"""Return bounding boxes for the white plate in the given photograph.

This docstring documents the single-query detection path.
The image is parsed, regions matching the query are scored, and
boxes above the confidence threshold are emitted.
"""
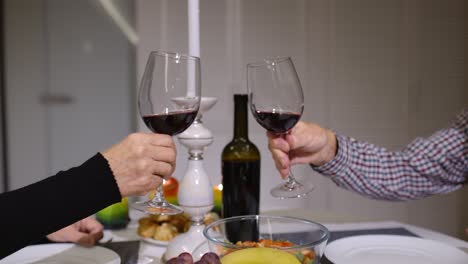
[1,243,121,264]
[324,235,468,264]
[139,236,169,246]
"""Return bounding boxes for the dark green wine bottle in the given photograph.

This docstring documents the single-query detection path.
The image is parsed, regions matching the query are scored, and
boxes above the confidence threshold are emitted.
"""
[222,94,260,242]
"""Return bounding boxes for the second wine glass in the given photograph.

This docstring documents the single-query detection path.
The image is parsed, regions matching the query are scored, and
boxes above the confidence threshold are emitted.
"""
[247,57,314,199]
[134,50,201,215]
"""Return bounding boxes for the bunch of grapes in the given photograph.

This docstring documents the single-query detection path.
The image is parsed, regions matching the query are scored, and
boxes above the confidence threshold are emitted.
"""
[166,252,221,264]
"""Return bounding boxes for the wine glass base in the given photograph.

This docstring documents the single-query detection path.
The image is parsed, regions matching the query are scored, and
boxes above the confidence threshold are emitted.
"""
[132,200,183,215]
[270,181,314,199]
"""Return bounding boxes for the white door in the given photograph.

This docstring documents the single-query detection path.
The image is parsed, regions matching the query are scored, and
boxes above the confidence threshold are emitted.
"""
[5,0,135,190]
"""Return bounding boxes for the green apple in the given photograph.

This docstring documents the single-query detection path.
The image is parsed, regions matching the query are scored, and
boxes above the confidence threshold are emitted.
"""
[221,248,301,264]
[96,198,129,229]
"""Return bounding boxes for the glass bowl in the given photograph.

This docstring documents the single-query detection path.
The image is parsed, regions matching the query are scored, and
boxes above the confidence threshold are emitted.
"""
[203,215,329,264]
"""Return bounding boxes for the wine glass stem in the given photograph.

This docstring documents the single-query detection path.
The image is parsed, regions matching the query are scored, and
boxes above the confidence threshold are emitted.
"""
[285,171,299,190]
[282,133,299,189]
[151,185,165,203]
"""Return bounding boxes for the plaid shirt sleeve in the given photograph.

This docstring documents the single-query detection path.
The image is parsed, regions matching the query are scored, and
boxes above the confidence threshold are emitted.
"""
[313,109,468,201]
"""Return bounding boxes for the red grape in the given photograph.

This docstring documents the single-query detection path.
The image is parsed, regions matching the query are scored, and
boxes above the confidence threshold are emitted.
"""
[166,252,221,264]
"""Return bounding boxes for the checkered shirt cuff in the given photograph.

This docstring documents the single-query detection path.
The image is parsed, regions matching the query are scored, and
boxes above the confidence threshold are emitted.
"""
[312,134,349,178]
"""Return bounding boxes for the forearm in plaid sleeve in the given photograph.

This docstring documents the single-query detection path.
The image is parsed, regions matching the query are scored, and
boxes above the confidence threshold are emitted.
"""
[313,110,467,201]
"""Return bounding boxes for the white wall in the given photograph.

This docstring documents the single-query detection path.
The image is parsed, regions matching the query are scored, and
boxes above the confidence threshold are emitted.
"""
[136,0,467,238]
[404,0,467,238]
[5,0,134,189]
[5,0,49,189]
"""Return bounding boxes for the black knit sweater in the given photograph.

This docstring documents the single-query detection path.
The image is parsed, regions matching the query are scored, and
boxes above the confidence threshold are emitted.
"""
[0,153,121,259]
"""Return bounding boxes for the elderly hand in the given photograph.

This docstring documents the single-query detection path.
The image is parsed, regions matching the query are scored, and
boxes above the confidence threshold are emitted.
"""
[47,217,103,247]
[267,121,337,179]
[102,133,176,197]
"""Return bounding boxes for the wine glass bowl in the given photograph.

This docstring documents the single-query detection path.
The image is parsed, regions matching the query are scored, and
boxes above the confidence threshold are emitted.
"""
[134,50,201,215]
[247,57,314,199]
[138,51,201,136]
[247,57,304,129]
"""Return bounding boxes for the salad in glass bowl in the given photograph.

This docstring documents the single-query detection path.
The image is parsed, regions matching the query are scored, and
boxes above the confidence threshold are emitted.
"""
[201,215,330,264]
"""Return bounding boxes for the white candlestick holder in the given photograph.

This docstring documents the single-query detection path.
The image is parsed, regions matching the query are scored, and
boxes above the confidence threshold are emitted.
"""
[164,97,217,260]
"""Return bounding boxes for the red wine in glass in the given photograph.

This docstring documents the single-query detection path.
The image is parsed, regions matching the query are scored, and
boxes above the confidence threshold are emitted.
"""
[143,110,198,136]
[252,111,301,134]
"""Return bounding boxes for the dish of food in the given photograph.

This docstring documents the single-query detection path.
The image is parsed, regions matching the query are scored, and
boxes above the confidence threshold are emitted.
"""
[324,235,468,264]
[221,247,301,264]
[203,215,329,264]
[137,213,189,245]
[140,235,170,246]
[137,212,219,244]
[210,239,314,264]
[234,240,315,263]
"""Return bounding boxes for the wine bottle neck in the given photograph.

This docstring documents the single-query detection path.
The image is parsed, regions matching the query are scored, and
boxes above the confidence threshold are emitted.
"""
[233,94,248,139]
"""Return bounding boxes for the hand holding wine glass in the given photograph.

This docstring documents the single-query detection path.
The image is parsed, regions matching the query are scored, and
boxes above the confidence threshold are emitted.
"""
[102,132,176,196]
[134,50,201,215]
[247,57,314,198]
[266,121,338,177]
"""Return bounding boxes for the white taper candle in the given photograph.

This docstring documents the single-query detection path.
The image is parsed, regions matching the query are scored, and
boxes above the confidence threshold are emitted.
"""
[187,0,200,97]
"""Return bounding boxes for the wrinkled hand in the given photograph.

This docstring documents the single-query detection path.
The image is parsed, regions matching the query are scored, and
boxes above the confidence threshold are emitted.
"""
[47,217,103,247]
[267,121,337,179]
[102,133,176,197]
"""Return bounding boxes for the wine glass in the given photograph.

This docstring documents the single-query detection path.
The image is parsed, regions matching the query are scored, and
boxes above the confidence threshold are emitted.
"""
[134,50,201,215]
[247,56,314,199]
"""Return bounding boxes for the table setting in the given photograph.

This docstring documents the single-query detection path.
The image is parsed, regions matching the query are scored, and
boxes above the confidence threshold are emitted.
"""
[125,218,468,264]
[3,212,468,264]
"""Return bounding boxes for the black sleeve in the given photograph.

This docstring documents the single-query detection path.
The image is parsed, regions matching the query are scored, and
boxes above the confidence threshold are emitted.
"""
[0,153,122,259]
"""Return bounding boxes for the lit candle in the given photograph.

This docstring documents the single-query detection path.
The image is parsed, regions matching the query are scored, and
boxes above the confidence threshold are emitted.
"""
[187,0,200,97]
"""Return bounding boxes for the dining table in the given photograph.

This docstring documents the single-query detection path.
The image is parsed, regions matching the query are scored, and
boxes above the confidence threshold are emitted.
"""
[3,208,468,264]
[99,208,468,264]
